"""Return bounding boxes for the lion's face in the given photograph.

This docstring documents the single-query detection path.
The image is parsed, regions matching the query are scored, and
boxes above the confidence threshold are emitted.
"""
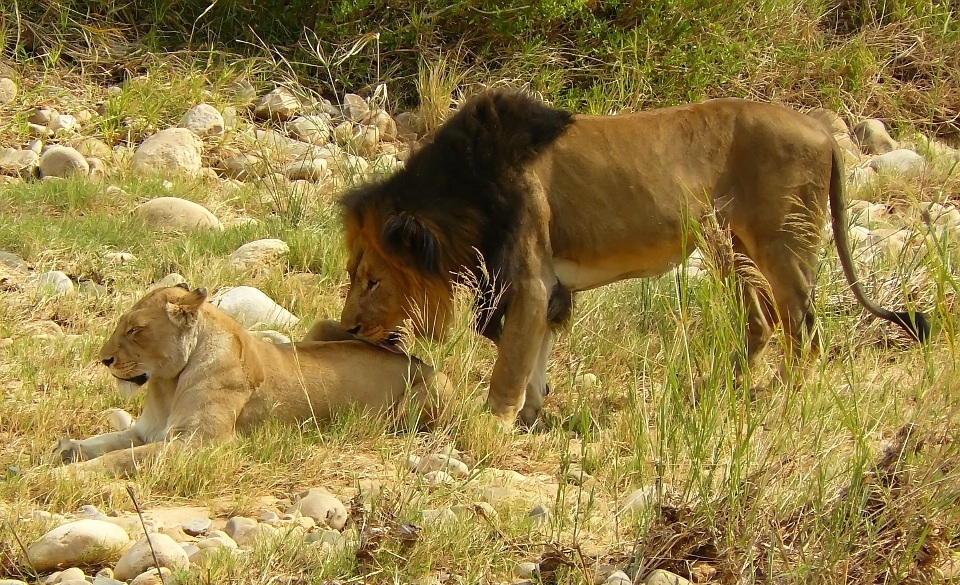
[98,285,208,397]
[340,220,452,352]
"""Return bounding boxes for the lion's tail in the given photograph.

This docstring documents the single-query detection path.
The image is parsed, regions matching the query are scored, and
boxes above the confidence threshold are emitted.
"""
[828,140,930,342]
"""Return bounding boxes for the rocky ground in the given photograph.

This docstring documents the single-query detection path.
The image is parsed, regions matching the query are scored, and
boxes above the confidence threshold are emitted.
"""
[1,70,959,585]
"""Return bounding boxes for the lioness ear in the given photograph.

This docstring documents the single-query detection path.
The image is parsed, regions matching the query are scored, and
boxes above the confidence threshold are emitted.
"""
[382,212,441,274]
[175,282,190,290]
[166,287,207,327]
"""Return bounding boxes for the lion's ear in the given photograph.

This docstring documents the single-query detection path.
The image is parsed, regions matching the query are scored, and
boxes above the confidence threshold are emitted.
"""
[381,212,441,274]
[166,288,208,327]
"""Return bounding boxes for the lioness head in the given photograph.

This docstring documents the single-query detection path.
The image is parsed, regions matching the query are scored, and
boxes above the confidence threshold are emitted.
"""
[99,284,208,397]
[339,205,453,352]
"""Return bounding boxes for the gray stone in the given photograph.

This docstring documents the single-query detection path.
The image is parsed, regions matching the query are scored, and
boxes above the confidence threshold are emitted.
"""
[605,571,631,585]
[113,533,188,581]
[0,251,28,272]
[73,137,112,159]
[92,577,124,585]
[128,567,172,585]
[363,110,398,142]
[515,562,539,579]
[853,119,898,155]
[0,78,17,104]
[342,93,369,121]
[255,87,301,121]
[131,128,203,176]
[135,197,222,231]
[29,123,53,137]
[807,107,848,135]
[288,487,347,529]
[868,149,925,177]
[287,115,331,145]
[49,114,78,133]
[181,516,212,536]
[407,453,470,478]
[528,504,549,525]
[56,568,87,582]
[39,146,89,178]
[28,139,43,154]
[155,273,187,288]
[29,107,58,126]
[220,153,266,180]
[211,286,299,328]
[0,148,38,177]
[394,111,425,138]
[104,251,135,264]
[224,516,257,542]
[30,271,75,296]
[180,103,224,137]
[27,519,130,572]
[86,157,106,180]
[621,486,657,513]
[283,157,329,181]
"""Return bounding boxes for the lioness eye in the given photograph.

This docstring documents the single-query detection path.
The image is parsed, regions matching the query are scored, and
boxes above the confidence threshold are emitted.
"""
[126,327,140,336]
[367,279,379,291]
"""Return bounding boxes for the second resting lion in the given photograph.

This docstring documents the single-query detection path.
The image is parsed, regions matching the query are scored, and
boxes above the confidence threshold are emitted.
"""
[53,284,450,476]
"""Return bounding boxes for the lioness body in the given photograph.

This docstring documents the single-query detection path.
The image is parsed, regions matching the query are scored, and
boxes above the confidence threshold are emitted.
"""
[56,286,447,475]
[339,92,927,428]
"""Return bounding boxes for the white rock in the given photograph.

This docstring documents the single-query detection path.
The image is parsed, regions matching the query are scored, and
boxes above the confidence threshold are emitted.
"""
[180,103,224,137]
[131,128,203,176]
[155,273,187,288]
[27,519,131,572]
[255,87,301,121]
[574,372,598,389]
[515,562,539,579]
[113,533,188,581]
[73,137,112,159]
[287,115,331,145]
[0,78,16,104]
[605,571,632,585]
[422,470,454,486]
[28,139,43,154]
[283,157,329,182]
[354,125,380,156]
[49,114,78,133]
[181,516,212,536]
[0,250,28,272]
[30,271,75,296]
[853,119,898,155]
[220,153,266,180]
[528,504,549,525]
[342,93,369,121]
[420,508,457,525]
[0,148,38,177]
[105,409,134,431]
[211,286,298,328]
[29,123,53,137]
[135,197,222,231]
[645,569,692,585]
[29,107,57,126]
[867,228,911,257]
[807,107,848,135]
[55,567,87,583]
[847,200,887,226]
[227,239,289,272]
[86,157,106,180]
[129,567,172,585]
[333,121,354,145]
[104,251,136,264]
[868,149,925,177]
[621,486,657,513]
[39,146,89,178]
[287,488,348,530]
[249,329,291,344]
[847,166,877,192]
[224,516,257,543]
[407,453,470,478]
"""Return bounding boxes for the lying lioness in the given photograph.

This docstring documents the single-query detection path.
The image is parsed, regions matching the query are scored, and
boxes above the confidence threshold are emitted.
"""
[52,284,449,476]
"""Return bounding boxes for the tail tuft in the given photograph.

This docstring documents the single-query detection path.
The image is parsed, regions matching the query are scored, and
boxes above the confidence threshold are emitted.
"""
[889,310,931,343]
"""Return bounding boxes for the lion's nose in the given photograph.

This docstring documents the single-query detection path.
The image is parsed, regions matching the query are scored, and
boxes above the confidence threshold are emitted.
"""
[347,325,361,335]
[101,357,114,367]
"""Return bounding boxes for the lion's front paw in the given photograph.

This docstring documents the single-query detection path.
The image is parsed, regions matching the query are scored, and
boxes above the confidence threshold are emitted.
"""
[52,438,84,464]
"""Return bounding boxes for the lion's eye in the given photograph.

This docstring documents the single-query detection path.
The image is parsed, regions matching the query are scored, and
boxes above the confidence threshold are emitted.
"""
[367,279,380,292]
[126,326,141,336]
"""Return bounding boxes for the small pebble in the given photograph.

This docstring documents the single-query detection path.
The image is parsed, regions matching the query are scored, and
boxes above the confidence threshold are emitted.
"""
[515,562,539,579]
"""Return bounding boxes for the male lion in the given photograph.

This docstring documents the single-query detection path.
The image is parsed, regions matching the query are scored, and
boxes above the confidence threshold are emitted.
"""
[338,90,929,428]
[52,284,449,476]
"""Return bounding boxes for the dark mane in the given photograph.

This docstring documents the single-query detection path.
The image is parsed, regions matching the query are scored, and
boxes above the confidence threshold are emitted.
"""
[339,89,574,340]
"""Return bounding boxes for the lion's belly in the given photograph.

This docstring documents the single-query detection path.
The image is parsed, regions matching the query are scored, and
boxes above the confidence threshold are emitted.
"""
[553,254,683,291]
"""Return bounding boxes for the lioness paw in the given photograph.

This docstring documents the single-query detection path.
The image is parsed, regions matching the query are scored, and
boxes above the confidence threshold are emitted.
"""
[52,438,84,464]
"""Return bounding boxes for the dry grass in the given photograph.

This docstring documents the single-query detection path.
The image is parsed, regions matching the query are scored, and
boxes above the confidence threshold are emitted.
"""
[0,58,958,584]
